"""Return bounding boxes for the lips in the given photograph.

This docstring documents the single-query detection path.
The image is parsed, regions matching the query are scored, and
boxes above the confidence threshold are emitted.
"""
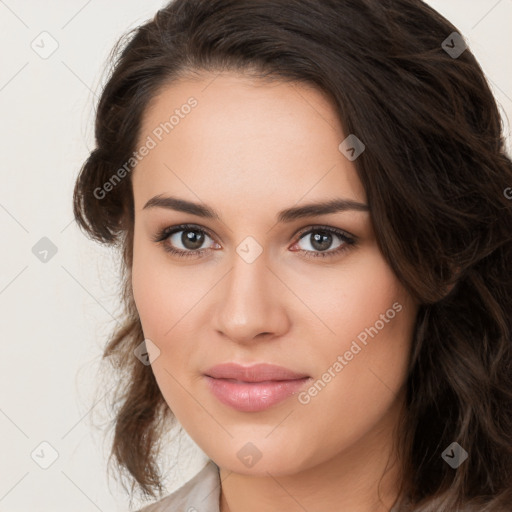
[204,363,311,412]
[205,362,309,382]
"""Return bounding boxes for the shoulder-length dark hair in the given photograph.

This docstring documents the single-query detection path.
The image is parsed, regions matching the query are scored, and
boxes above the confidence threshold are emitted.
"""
[73,0,512,510]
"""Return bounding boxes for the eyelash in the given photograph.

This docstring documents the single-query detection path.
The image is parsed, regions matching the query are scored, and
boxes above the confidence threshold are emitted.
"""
[152,223,356,260]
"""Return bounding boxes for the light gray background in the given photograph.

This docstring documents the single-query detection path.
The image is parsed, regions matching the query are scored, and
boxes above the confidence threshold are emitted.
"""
[0,1,511,511]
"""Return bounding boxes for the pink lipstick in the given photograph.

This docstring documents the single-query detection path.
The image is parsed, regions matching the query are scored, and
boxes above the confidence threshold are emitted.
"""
[204,363,311,412]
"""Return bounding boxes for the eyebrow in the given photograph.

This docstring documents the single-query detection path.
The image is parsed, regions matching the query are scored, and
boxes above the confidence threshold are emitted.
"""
[143,194,369,222]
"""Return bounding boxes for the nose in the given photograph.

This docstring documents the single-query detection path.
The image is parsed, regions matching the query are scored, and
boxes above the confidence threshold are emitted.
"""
[212,250,291,345]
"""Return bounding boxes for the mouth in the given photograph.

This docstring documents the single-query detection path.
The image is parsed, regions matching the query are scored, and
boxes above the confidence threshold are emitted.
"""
[204,362,310,382]
[203,363,311,412]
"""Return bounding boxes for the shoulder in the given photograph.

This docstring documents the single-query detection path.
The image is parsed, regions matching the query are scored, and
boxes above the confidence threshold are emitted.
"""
[136,460,221,512]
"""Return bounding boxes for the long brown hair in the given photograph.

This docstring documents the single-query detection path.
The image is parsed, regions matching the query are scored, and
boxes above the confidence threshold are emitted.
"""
[73,1,512,510]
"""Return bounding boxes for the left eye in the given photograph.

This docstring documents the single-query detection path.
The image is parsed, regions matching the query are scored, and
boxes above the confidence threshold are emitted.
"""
[295,229,346,253]
[288,227,355,259]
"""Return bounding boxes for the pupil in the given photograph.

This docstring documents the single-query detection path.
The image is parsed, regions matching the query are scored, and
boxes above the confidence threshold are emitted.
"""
[183,230,204,250]
[311,232,332,251]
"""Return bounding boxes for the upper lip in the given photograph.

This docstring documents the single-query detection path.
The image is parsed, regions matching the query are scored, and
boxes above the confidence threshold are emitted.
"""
[204,363,309,382]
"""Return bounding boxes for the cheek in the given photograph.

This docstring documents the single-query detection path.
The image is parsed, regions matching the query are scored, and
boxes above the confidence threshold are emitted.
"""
[307,247,416,407]
[131,236,209,381]
[292,253,415,457]
[131,233,176,340]
[131,230,187,335]
[131,248,195,413]
[317,247,407,340]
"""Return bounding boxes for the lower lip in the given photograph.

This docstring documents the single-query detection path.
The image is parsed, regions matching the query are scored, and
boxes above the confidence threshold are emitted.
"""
[204,376,311,412]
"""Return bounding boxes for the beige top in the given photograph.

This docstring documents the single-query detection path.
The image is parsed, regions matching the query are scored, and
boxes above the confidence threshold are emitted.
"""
[137,461,221,512]
[136,460,404,512]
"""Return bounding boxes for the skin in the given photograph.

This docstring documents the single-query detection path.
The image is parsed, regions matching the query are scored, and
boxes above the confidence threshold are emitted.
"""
[130,71,419,512]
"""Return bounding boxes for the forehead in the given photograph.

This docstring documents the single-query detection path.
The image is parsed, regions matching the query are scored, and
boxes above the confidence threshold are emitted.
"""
[132,72,366,215]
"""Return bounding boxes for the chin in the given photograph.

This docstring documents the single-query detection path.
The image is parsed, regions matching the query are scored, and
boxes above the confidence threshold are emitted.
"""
[211,438,318,477]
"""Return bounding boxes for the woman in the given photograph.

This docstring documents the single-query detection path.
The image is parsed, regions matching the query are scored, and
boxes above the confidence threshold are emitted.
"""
[72,0,512,510]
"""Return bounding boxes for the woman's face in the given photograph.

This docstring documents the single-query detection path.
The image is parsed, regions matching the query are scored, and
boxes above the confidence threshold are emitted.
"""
[131,71,418,476]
